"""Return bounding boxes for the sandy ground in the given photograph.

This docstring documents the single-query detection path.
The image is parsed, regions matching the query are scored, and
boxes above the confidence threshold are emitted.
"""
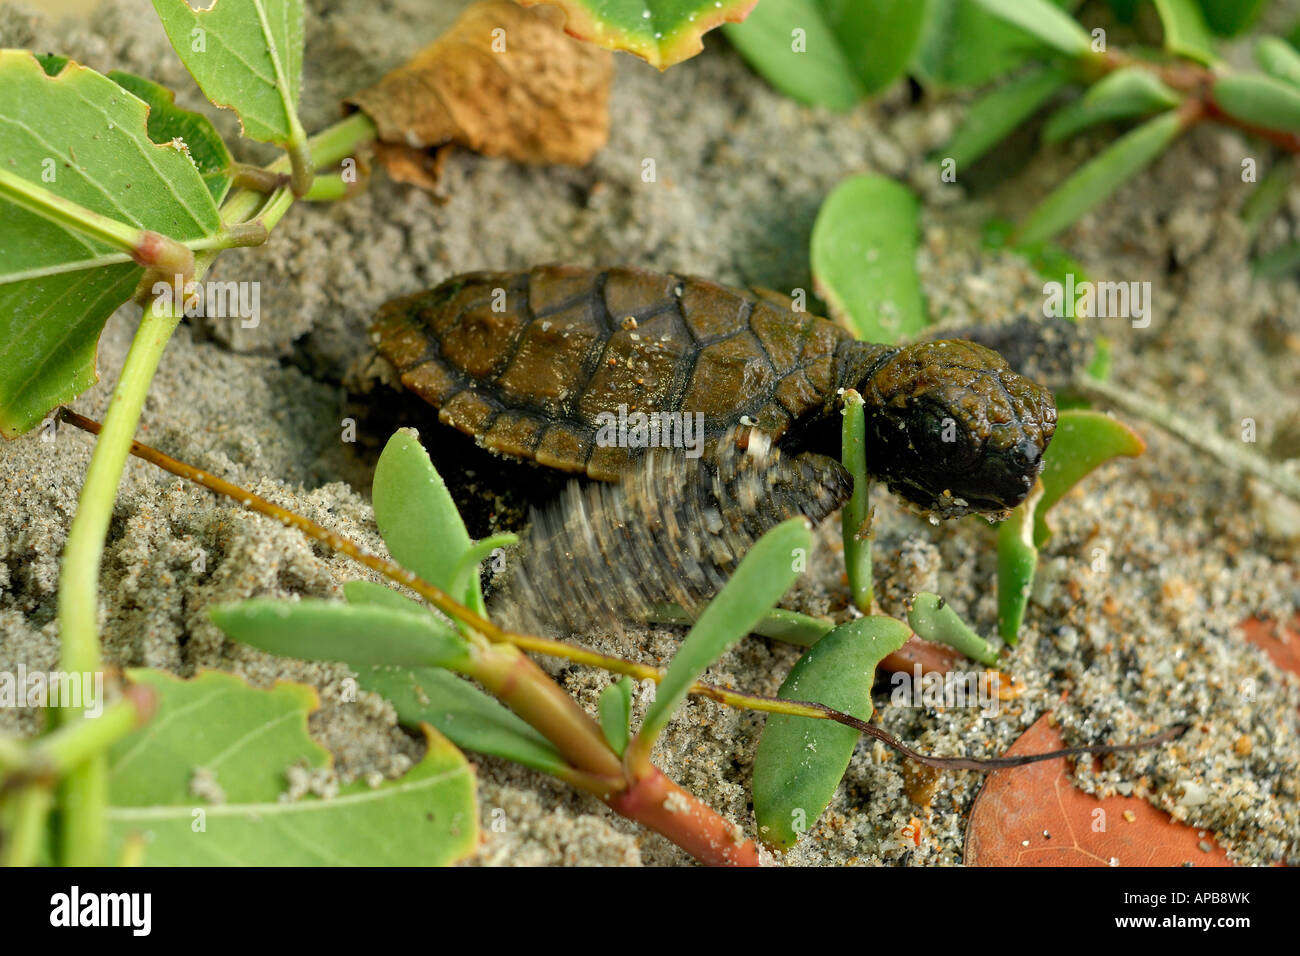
[1,0,1297,866]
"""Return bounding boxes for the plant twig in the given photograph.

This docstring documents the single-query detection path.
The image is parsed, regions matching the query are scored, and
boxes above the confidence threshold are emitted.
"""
[57,409,1187,773]
[1076,375,1300,503]
[1100,50,1300,154]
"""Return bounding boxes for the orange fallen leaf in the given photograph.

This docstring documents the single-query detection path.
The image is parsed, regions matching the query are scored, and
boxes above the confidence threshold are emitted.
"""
[1240,615,1300,680]
[346,0,612,178]
[880,634,963,676]
[964,713,1233,867]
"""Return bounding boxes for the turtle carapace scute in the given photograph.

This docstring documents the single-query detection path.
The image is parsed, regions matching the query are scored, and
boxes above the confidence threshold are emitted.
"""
[371,264,1057,518]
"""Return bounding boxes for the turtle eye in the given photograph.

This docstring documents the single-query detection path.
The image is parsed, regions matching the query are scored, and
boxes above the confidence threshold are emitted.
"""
[907,402,978,471]
[1006,436,1043,475]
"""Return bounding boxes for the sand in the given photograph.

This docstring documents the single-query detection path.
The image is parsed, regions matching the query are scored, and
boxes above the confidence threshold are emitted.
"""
[0,0,1296,866]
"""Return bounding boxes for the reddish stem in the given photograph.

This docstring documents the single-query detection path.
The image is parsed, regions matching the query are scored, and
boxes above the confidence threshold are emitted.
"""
[1202,94,1300,153]
[606,766,760,866]
[1100,50,1300,155]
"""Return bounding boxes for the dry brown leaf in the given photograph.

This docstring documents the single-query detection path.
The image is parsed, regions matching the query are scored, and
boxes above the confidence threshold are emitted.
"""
[346,0,612,177]
[964,712,1234,867]
[372,142,455,195]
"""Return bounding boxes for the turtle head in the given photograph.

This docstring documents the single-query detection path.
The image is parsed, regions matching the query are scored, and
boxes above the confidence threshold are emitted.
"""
[856,340,1057,519]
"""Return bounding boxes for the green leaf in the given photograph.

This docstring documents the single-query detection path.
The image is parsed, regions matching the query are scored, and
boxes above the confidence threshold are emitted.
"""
[342,578,427,613]
[210,598,471,669]
[638,518,811,745]
[751,608,836,646]
[1033,408,1145,546]
[906,593,999,665]
[811,174,927,343]
[450,533,516,618]
[0,51,221,437]
[1106,0,1140,24]
[372,429,472,594]
[598,677,634,756]
[150,0,305,146]
[840,391,873,611]
[529,0,757,69]
[943,65,1070,170]
[1252,238,1300,278]
[982,217,1090,291]
[648,604,834,646]
[1042,67,1182,144]
[107,71,234,204]
[1255,37,1300,89]
[997,411,1145,641]
[913,0,1076,88]
[995,482,1042,643]
[724,0,930,109]
[1212,73,1300,133]
[751,616,909,850]
[1198,0,1267,37]
[356,665,571,778]
[1085,335,1112,381]
[1153,0,1217,64]
[969,0,1094,58]
[108,669,477,865]
[1017,109,1184,245]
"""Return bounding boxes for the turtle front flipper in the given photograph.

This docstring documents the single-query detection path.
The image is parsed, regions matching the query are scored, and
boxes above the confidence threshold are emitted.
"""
[493,426,850,637]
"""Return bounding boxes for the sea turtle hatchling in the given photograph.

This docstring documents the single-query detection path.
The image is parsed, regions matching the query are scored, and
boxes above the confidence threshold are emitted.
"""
[370,264,1058,520]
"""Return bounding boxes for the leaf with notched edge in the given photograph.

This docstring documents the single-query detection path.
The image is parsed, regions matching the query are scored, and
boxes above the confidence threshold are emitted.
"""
[150,0,305,146]
[520,0,757,70]
[0,51,221,438]
[965,712,1233,867]
[107,71,234,204]
[346,0,612,177]
[107,669,478,866]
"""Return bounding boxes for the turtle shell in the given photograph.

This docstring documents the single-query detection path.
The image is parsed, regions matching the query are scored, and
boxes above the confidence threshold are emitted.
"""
[371,264,861,481]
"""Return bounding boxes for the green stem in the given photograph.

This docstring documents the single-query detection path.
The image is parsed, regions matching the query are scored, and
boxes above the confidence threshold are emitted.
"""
[0,168,151,255]
[0,169,195,278]
[307,111,377,169]
[117,833,147,867]
[45,102,379,870]
[1077,375,1300,503]
[230,162,289,194]
[0,732,25,772]
[302,172,354,202]
[55,296,180,866]
[841,390,874,612]
[2,786,53,867]
[462,644,623,781]
[36,691,152,778]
